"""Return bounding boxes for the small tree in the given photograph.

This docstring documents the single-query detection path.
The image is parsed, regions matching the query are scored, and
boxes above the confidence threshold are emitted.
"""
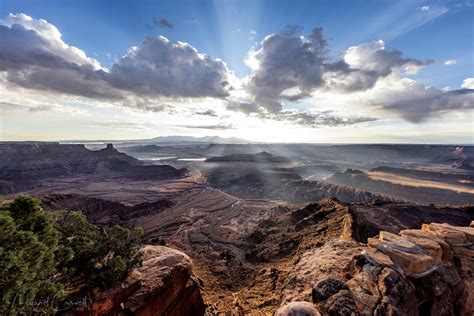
[0,196,143,313]
[0,196,64,314]
[55,211,143,290]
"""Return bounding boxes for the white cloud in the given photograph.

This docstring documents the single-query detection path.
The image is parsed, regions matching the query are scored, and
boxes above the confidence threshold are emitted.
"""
[244,27,432,115]
[444,59,457,65]
[0,13,235,104]
[1,13,472,129]
[365,76,474,122]
[461,78,474,89]
[107,36,233,98]
[1,13,102,69]
[420,6,430,11]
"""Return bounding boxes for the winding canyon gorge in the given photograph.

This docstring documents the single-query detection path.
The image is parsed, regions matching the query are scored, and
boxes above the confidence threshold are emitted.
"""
[1,141,473,315]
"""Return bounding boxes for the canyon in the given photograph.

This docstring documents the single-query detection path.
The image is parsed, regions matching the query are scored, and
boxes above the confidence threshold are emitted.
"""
[1,142,473,315]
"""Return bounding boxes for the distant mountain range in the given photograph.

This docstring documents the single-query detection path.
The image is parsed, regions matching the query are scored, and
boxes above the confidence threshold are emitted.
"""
[148,135,252,144]
[62,135,253,145]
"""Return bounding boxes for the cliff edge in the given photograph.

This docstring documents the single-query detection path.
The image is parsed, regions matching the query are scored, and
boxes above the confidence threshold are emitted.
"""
[277,221,474,316]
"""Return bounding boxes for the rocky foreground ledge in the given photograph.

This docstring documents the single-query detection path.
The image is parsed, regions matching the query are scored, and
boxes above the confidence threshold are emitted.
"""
[60,245,205,316]
[60,221,473,316]
[277,222,474,316]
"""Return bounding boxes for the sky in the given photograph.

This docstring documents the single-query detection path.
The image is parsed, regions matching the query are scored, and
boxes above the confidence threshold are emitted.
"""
[0,0,473,143]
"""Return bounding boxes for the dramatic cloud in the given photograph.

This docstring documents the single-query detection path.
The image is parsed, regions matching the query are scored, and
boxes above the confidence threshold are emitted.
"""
[367,78,474,122]
[1,13,471,128]
[107,36,232,98]
[153,17,173,29]
[224,99,377,127]
[444,59,457,65]
[0,13,101,69]
[245,27,431,113]
[245,27,327,113]
[0,13,117,99]
[0,13,233,104]
[242,26,471,123]
[461,78,474,89]
[325,40,432,93]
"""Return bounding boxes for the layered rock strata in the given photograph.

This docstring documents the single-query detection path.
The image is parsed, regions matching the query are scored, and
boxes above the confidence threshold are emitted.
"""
[279,222,474,315]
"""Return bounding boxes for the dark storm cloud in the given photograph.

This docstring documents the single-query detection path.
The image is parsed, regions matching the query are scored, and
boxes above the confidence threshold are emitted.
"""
[154,17,174,29]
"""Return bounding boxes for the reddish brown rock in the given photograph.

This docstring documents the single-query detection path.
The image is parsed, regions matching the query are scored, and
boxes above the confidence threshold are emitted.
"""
[281,240,365,304]
[62,245,205,316]
[423,223,469,245]
[368,232,438,276]
[400,229,453,261]
[275,301,320,316]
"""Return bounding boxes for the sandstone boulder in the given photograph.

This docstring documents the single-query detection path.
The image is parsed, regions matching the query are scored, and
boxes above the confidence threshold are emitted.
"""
[423,223,470,245]
[275,301,320,316]
[368,231,439,276]
[62,245,205,316]
[400,229,453,261]
[293,222,473,316]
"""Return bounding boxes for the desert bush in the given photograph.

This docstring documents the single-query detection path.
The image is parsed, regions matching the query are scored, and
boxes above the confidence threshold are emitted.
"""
[0,196,143,314]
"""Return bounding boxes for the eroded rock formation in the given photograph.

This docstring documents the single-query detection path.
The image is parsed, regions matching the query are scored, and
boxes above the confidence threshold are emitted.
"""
[279,222,474,316]
[60,245,205,316]
[44,195,472,314]
[0,143,187,194]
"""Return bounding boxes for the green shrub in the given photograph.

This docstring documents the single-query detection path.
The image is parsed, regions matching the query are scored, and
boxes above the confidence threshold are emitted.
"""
[0,196,63,314]
[56,211,143,289]
[0,196,143,314]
